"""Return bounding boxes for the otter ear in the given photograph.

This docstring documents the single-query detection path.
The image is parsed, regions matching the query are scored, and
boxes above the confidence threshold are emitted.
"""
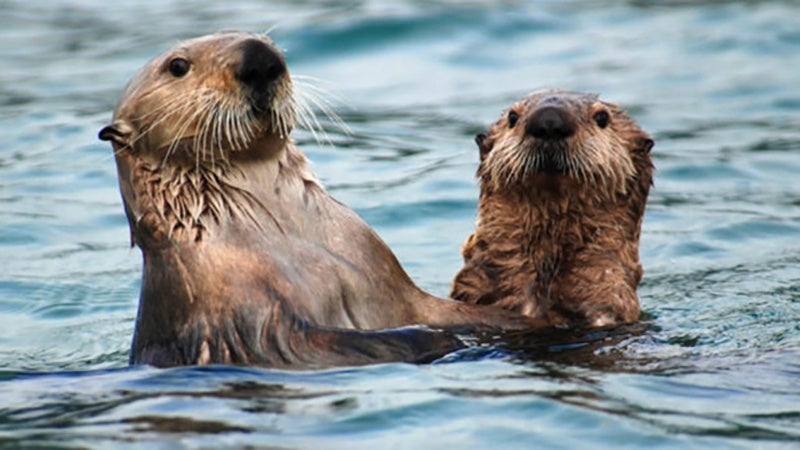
[475,133,493,162]
[98,120,134,148]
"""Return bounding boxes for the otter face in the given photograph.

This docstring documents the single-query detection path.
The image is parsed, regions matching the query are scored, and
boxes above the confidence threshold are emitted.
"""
[99,32,294,161]
[477,89,654,197]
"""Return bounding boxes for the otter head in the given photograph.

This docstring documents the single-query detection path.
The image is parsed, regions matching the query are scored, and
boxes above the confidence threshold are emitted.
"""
[476,89,654,200]
[453,90,655,327]
[97,32,311,249]
[99,31,293,163]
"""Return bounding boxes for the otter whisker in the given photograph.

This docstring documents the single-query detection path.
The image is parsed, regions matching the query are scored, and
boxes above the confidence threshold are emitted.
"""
[215,100,228,152]
[517,138,538,184]
[563,151,574,177]
[514,144,529,186]
[283,101,296,139]
[198,97,218,169]
[222,108,233,154]
[303,92,350,138]
[521,144,534,181]
[571,154,587,185]
[231,103,246,150]
[212,101,226,161]
[123,89,212,162]
[236,107,248,146]
[220,98,236,153]
[201,95,217,145]
[280,100,295,140]
[164,96,210,165]
[228,107,240,151]
[484,139,528,190]
[497,140,528,189]
[181,93,215,153]
[209,99,224,164]
[159,101,203,163]
[127,92,198,149]
[293,78,351,135]
[237,103,255,150]
[269,108,280,139]
[293,93,326,145]
[266,80,295,141]
[230,103,243,150]
[142,89,215,135]
[192,107,205,171]
[247,107,260,141]
[261,24,280,37]
[275,108,285,140]
[130,90,196,122]
[291,78,351,146]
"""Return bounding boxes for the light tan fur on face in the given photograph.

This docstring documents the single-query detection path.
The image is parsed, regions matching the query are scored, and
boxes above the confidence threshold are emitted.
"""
[110,33,294,163]
[480,90,638,199]
[452,89,654,328]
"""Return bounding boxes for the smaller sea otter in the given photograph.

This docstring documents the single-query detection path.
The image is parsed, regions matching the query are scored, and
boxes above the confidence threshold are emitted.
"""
[451,90,654,327]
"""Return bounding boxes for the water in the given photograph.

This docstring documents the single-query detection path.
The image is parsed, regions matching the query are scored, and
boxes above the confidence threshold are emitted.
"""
[1,0,799,447]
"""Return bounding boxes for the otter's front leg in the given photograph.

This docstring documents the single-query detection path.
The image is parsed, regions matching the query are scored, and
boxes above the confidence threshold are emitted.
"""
[553,253,642,326]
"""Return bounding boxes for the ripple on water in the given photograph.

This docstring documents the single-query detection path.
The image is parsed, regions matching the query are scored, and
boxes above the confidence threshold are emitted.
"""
[1,0,800,448]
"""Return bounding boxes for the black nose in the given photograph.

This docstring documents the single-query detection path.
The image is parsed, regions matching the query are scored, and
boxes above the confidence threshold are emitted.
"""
[236,39,286,93]
[526,106,575,140]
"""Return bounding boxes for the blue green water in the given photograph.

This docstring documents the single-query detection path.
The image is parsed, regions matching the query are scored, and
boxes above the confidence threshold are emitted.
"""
[2,0,799,447]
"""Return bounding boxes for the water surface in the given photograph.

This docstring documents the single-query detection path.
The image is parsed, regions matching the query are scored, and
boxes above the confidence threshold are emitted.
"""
[1,0,799,448]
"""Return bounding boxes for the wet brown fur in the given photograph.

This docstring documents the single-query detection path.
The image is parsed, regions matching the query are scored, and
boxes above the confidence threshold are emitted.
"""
[100,32,537,369]
[451,90,654,327]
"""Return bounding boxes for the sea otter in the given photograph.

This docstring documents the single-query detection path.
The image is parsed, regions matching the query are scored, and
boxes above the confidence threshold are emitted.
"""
[451,90,654,328]
[98,32,537,369]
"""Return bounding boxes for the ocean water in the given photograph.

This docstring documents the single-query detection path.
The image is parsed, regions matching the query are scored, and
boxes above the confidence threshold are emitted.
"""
[1,0,799,448]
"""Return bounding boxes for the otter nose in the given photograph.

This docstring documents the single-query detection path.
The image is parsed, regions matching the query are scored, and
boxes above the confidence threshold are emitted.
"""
[526,106,575,140]
[236,39,286,92]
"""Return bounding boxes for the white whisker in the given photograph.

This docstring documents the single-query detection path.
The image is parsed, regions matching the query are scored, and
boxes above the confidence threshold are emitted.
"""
[295,81,351,135]
[290,77,351,146]
[198,97,216,170]
[164,97,209,165]
[262,24,280,37]
[294,94,324,144]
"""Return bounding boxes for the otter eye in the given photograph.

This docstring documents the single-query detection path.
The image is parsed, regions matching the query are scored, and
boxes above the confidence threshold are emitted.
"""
[168,58,191,78]
[508,111,519,128]
[593,110,610,128]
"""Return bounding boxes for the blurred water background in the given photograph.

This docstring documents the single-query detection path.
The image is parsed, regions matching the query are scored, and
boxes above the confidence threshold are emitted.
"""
[1,0,799,448]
